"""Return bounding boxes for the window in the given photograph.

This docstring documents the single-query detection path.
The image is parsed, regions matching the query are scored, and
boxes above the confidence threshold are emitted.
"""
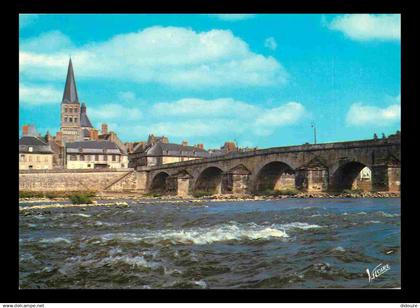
[87,164,91,168]
[85,155,90,161]
[74,117,78,123]
[36,156,40,162]
[69,117,73,123]
[64,117,67,122]
[20,154,25,162]
[70,155,77,161]
[29,165,33,169]
[112,155,116,161]
[28,147,33,152]
[80,154,84,161]
[65,107,68,113]
[104,155,108,161]
[95,154,99,161]
[28,156,32,162]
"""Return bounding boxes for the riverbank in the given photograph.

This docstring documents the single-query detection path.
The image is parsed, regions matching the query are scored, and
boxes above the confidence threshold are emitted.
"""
[19,191,400,204]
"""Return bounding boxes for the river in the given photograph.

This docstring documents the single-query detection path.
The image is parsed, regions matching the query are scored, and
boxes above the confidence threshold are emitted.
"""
[19,198,400,289]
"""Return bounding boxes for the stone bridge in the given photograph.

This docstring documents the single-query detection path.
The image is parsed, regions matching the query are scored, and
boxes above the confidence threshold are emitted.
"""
[137,136,401,196]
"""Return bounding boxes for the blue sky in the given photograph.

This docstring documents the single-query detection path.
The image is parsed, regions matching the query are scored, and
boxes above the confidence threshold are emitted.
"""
[19,14,401,149]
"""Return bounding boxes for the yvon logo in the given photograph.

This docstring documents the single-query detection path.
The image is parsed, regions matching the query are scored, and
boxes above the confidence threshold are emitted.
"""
[366,263,391,283]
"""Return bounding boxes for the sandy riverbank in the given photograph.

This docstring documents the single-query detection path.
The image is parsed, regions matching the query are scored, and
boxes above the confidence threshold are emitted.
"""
[19,191,400,205]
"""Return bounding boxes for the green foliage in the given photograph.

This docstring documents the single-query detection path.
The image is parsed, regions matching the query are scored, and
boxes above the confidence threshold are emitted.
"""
[143,192,162,198]
[342,188,364,194]
[19,191,96,199]
[68,194,93,204]
[259,188,300,196]
[19,191,44,198]
[192,190,212,198]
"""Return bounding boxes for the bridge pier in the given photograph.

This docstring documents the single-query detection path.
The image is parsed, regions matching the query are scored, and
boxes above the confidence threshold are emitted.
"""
[167,171,193,197]
[222,165,251,194]
[296,167,328,192]
[371,164,400,192]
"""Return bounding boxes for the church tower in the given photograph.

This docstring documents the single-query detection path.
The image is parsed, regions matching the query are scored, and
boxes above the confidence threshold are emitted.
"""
[60,58,82,143]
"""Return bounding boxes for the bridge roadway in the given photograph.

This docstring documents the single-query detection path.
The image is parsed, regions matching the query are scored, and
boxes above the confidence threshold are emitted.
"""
[133,136,401,196]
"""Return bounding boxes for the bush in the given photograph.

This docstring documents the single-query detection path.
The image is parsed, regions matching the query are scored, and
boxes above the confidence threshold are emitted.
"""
[342,188,363,194]
[192,190,212,198]
[143,192,162,198]
[259,188,300,196]
[19,191,96,199]
[19,191,44,198]
[275,188,300,196]
[68,194,93,204]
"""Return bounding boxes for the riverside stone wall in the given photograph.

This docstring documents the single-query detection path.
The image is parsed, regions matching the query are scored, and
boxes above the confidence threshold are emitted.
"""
[19,169,141,192]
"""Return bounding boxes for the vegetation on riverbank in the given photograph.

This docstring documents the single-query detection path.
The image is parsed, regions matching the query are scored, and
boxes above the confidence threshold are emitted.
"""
[69,193,94,204]
[258,188,301,197]
[19,191,97,199]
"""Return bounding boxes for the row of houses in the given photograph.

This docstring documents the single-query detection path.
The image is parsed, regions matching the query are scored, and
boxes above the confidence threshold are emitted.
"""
[19,58,255,170]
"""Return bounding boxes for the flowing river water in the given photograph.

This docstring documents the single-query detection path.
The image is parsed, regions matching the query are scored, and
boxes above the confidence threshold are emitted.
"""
[19,198,400,289]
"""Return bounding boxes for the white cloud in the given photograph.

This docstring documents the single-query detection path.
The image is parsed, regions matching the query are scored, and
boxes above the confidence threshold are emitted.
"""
[19,14,39,29]
[89,104,142,122]
[346,102,400,126]
[208,14,256,21]
[152,98,258,119]
[328,14,400,41]
[20,26,288,88]
[20,31,74,53]
[254,102,308,136]
[264,37,277,51]
[19,83,62,106]
[150,98,307,137]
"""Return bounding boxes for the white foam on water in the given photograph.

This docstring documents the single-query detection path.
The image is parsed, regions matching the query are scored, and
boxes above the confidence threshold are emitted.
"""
[71,213,91,218]
[357,211,367,215]
[377,211,399,218]
[331,246,346,252]
[146,223,289,245]
[365,220,381,224]
[193,280,208,288]
[279,222,323,231]
[33,215,46,220]
[98,255,159,269]
[96,222,289,246]
[39,237,71,244]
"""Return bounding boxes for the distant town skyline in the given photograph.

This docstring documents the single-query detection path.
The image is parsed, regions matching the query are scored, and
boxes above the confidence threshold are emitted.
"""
[19,14,401,149]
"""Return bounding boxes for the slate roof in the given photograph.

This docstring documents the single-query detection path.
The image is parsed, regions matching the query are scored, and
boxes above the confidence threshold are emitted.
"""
[80,103,93,128]
[82,128,90,137]
[62,58,79,104]
[66,140,122,154]
[139,142,209,158]
[19,136,54,154]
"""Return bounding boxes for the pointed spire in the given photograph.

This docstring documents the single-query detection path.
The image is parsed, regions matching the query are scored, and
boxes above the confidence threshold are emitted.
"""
[62,58,79,104]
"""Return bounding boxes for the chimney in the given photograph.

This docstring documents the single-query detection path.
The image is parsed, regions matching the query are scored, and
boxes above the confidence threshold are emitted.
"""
[101,123,108,135]
[56,132,62,141]
[182,140,188,146]
[22,125,29,136]
[195,144,204,150]
[90,129,98,140]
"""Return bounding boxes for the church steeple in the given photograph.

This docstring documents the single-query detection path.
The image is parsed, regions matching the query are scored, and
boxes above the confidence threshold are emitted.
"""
[62,58,79,104]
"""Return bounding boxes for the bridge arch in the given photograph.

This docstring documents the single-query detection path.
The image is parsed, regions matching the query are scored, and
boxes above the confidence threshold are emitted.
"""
[254,161,296,193]
[330,161,372,192]
[194,166,224,195]
[149,171,171,194]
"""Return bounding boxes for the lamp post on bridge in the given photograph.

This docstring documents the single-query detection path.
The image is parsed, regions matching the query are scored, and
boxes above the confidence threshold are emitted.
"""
[311,122,317,144]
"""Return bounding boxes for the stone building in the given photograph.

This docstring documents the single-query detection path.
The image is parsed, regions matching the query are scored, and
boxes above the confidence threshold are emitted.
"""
[19,135,54,170]
[65,140,128,169]
[129,135,209,168]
